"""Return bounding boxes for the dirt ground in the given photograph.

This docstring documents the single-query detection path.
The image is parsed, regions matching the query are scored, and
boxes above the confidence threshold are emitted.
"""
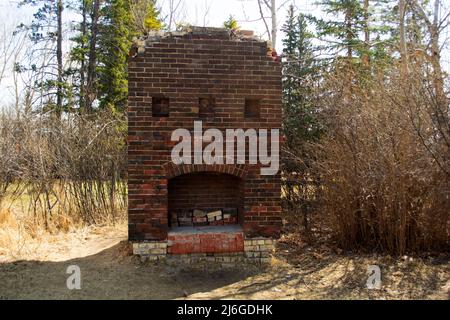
[0,224,448,300]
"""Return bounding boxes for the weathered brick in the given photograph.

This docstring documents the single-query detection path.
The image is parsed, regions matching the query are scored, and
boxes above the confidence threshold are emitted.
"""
[128,27,282,244]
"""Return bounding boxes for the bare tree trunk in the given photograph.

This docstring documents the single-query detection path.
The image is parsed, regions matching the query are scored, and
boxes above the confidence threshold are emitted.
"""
[362,0,370,66]
[399,0,408,74]
[405,0,449,175]
[0,17,26,111]
[345,7,353,59]
[56,0,64,117]
[169,0,174,30]
[202,1,211,27]
[257,0,277,49]
[0,23,17,86]
[257,0,271,44]
[429,0,445,106]
[428,0,448,155]
[168,0,183,30]
[270,0,277,49]
[409,0,447,121]
[86,0,101,112]
[79,0,88,112]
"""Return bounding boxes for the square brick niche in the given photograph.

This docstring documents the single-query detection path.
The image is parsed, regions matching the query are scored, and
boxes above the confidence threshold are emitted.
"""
[128,27,282,257]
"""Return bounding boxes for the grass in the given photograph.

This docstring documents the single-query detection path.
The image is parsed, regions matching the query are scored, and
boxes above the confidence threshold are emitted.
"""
[0,182,127,261]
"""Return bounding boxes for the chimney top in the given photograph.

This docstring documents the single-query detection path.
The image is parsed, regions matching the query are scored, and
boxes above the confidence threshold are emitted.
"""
[140,26,258,43]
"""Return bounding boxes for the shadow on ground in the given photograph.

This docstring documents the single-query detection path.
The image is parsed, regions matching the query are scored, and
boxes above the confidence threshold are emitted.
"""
[0,240,448,300]
[186,243,449,300]
[0,242,259,300]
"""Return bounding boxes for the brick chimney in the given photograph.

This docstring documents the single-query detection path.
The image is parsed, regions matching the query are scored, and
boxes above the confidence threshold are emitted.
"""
[128,27,282,263]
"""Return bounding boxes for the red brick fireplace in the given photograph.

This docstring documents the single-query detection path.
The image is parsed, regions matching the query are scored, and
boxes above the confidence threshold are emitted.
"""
[128,27,282,263]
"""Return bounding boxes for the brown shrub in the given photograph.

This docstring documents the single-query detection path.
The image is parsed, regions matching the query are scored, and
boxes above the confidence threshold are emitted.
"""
[0,110,127,229]
[312,64,449,255]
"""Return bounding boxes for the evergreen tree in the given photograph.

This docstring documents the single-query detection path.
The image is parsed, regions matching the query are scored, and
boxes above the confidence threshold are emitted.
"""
[282,5,321,150]
[131,0,162,34]
[315,0,365,60]
[314,0,395,67]
[68,0,161,113]
[281,6,323,230]
[97,0,134,112]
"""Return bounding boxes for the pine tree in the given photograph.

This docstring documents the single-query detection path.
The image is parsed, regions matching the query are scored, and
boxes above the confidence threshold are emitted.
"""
[281,5,321,149]
[97,0,134,112]
[131,0,162,34]
[68,0,161,113]
[315,0,395,67]
[281,5,323,230]
[316,0,365,60]
[94,0,161,113]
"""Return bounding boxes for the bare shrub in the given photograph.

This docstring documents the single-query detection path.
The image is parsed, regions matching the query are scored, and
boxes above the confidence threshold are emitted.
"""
[0,109,127,231]
[281,148,320,233]
[0,112,23,206]
[313,63,449,255]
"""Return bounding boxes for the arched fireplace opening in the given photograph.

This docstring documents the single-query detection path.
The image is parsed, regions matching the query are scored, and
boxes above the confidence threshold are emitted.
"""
[168,172,243,229]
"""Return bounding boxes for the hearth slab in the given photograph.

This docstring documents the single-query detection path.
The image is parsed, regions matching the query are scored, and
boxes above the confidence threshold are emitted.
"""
[167,225,244,254]
[168,225,243,235]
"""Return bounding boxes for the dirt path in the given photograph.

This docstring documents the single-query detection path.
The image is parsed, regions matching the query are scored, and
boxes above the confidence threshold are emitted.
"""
[0,225,448,300]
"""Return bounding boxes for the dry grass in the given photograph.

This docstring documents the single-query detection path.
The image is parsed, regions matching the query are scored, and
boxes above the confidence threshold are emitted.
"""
[0,192,126,262]
[0,207,44,260]
[0,110,127,260]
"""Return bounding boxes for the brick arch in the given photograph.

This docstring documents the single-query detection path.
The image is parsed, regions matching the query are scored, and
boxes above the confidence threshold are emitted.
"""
[163,163,247,180]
